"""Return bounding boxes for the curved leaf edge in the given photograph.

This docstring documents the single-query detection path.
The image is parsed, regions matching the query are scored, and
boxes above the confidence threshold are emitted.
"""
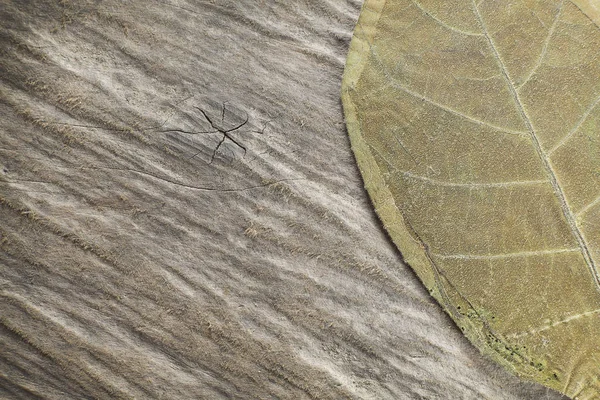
[572,0,600,28]
[341,0,568,396]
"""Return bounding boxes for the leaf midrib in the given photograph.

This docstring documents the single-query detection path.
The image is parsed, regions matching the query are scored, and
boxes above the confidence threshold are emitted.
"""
[472,0,600,291]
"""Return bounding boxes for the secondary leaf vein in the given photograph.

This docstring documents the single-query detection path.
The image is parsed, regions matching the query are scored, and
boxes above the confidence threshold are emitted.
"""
[385,80,529,136]
[399,170,548,188]
[411,0,483,37]
[577,193,600,219]
[432,248,580,260]
[516,0,565,90]
[548,92,600,155]
[357,21,530,136]
[510,307,600,338]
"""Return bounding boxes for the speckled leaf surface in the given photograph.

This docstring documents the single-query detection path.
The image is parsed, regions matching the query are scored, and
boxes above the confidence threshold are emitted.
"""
[342,0,600,398]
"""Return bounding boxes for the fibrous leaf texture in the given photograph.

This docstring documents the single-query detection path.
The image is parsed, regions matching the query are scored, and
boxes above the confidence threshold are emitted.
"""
[342,0,600,398]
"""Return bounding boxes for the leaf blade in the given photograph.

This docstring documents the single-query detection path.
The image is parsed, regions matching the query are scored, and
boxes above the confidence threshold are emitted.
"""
[342,0,600,397]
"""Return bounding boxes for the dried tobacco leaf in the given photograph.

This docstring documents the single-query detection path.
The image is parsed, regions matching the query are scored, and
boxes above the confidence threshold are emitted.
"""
[342,1,600,397]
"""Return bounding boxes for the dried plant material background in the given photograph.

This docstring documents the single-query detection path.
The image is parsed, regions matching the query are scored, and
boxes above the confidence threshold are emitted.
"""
[0,1,566,399]
[343,0,600,398]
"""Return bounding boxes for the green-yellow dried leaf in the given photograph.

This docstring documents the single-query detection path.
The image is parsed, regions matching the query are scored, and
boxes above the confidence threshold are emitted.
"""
[342,1,600,398]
